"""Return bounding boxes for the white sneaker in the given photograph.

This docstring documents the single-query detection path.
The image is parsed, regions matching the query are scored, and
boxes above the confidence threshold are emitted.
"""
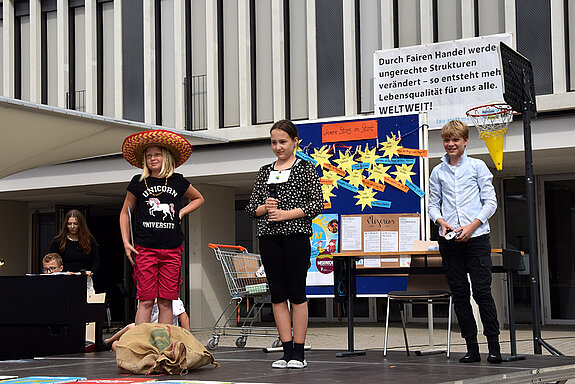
[287,359,307,369]
[272,359,288,369]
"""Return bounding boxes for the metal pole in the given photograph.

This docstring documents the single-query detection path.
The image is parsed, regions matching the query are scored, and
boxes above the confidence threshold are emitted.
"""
[347,257,355,351]
[521,71,542,354]
[507,271,518,356]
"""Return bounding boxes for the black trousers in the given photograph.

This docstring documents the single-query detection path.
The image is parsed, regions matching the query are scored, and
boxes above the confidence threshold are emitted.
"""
[439,234,500,339]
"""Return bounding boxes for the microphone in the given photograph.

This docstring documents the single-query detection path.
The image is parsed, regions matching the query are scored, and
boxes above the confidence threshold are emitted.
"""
[269,184,278,199]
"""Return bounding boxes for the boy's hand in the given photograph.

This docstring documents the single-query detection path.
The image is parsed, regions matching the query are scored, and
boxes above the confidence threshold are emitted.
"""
[436,218,454,237]
[454,219,482,242]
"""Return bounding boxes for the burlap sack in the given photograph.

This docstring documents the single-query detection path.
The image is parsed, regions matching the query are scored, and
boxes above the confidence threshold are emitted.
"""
[116,323,218,375]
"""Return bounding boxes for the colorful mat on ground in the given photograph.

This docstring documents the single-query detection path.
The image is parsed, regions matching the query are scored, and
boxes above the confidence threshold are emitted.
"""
[0,377,86,384]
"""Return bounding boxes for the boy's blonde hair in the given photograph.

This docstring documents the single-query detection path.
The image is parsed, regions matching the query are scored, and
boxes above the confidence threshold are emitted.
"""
[140,146,176,181]
[441,120,469,140]
[43,253,63,266]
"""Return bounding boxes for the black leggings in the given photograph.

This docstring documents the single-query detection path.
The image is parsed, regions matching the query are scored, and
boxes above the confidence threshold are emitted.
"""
[259,234,310,304]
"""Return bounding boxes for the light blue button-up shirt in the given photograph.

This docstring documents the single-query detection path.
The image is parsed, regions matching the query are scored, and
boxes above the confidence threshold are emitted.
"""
[428,153,497,238]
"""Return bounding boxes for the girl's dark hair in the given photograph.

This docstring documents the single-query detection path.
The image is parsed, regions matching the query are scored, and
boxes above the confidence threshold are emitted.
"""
[54,209,97,254]
[270,119,299,140]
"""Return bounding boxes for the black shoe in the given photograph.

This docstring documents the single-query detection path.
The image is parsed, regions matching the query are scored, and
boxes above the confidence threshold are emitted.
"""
[487,353,502,364]
[102,339,112,351]
[459,352,481,363]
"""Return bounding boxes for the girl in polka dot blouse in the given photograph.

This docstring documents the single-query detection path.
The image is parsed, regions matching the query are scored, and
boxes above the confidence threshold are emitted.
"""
[246,119,323,369]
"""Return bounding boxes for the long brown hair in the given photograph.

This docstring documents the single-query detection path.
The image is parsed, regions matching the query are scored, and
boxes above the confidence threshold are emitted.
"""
[54,210,97,254]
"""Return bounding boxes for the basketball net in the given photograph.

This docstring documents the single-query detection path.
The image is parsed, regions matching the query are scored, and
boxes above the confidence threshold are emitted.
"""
[466,103,513,171]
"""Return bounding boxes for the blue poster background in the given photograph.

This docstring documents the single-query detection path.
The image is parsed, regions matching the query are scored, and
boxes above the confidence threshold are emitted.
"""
[295,114,423,296]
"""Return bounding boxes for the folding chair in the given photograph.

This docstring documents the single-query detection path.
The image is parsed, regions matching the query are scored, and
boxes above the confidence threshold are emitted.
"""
[383,275,453,357]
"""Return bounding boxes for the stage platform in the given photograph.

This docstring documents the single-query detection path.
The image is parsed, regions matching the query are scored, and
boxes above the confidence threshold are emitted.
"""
[2,347,575,384]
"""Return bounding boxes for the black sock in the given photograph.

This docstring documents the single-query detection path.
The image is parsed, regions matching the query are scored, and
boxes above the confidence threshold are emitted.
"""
[280,340,293,361]
[487,335,500,355]
[291,342,305,362]
[465,336,480,355]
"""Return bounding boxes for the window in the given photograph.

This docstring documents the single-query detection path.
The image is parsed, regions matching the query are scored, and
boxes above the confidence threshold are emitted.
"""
[43,11,58,105]
[477,0,505,36]
[16,15,31,100]
[316,0,345,118]
[357,0,381,114]
[122,0,144,122]
[567,1,575,91]
[434,0,461,42]
[159,0,176,127]
[190,0,207,76]
[287,0,308,120]
[100,2,115,116]
[396,0,421,48]
[69,6,86,111]
[251,0,273,124]
[186,0,208,130]
[219,0,240,127]
[0,18,3,95]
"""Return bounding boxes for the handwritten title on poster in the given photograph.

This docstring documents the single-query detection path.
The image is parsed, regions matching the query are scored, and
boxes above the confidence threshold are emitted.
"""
[373,33,512,128]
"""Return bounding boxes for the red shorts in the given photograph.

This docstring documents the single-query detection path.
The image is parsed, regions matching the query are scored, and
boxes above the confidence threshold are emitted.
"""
[134,244,183,301]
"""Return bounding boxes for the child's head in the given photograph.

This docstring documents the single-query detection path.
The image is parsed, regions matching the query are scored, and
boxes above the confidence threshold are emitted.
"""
[122,130,193,177]
[43,253,63,274]
[270,119,299,141]
[440,120,469,141]
[141,145,176,180]
[61,209,87,236]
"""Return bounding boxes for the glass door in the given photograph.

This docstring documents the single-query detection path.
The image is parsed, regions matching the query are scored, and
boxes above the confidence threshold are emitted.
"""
[540,176,575,324]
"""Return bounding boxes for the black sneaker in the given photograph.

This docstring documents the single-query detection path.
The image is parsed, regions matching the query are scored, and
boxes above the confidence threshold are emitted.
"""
[487,353,502,364]
[459,352,481,363]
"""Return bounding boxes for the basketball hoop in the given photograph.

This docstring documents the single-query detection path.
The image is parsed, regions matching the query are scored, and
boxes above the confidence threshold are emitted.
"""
[466,103,513,171]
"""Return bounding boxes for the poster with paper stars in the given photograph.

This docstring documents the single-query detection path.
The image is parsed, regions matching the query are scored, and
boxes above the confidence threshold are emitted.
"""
[295,114,424,216]
[295,114,426,296]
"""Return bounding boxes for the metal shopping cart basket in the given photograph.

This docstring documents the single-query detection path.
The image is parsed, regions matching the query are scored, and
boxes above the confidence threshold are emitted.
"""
[206,243,281,350]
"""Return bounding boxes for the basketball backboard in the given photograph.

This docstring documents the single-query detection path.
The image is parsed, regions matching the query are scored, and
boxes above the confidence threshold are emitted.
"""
[498,42,537,117]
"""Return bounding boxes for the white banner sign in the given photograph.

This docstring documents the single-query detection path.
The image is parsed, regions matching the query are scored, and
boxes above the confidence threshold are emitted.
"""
[374,33,513,128]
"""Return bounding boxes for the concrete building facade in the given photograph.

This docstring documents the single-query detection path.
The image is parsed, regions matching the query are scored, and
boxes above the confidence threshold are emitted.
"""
[1,0,574,328]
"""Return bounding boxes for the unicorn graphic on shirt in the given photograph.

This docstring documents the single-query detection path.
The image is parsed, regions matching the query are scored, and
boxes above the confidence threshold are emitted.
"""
[147,198,175,220]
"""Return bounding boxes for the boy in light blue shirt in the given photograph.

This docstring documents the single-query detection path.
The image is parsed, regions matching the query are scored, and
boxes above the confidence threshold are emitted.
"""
[429,120,501,364]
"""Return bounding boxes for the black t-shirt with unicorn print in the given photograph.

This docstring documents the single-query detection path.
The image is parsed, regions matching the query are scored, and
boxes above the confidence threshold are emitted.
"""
[127,173,191,249]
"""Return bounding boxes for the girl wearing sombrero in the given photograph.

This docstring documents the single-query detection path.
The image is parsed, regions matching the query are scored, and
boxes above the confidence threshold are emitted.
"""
[120,129,204,326]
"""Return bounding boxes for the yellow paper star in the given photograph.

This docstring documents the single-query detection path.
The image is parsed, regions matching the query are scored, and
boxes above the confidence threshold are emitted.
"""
[368,164,392,184]
[379,133,402,159]
[333,150,355,173]
[322,169,344,186]
[294,139,303,155]
[321,184,337,204]
[354,187,378,211]
[358,144,380,165]
[344,168,364,187]
[310,145,332,168]
[391,164,417,184]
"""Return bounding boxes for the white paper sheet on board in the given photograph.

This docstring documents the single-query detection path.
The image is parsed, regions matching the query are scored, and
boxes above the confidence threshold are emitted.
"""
[342,216,362,250]
[364,231,381,252]
[381,231,399,252]
[399,216,419,252]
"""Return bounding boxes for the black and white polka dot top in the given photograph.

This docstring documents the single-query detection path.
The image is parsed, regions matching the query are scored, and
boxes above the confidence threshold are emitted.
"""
[246,159,324,237]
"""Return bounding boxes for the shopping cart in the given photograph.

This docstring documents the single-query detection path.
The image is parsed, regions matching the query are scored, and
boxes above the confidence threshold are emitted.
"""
[206,243,281,350]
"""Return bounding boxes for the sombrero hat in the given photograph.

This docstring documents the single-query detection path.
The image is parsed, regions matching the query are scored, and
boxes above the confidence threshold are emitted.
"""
[122,129,193,168]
